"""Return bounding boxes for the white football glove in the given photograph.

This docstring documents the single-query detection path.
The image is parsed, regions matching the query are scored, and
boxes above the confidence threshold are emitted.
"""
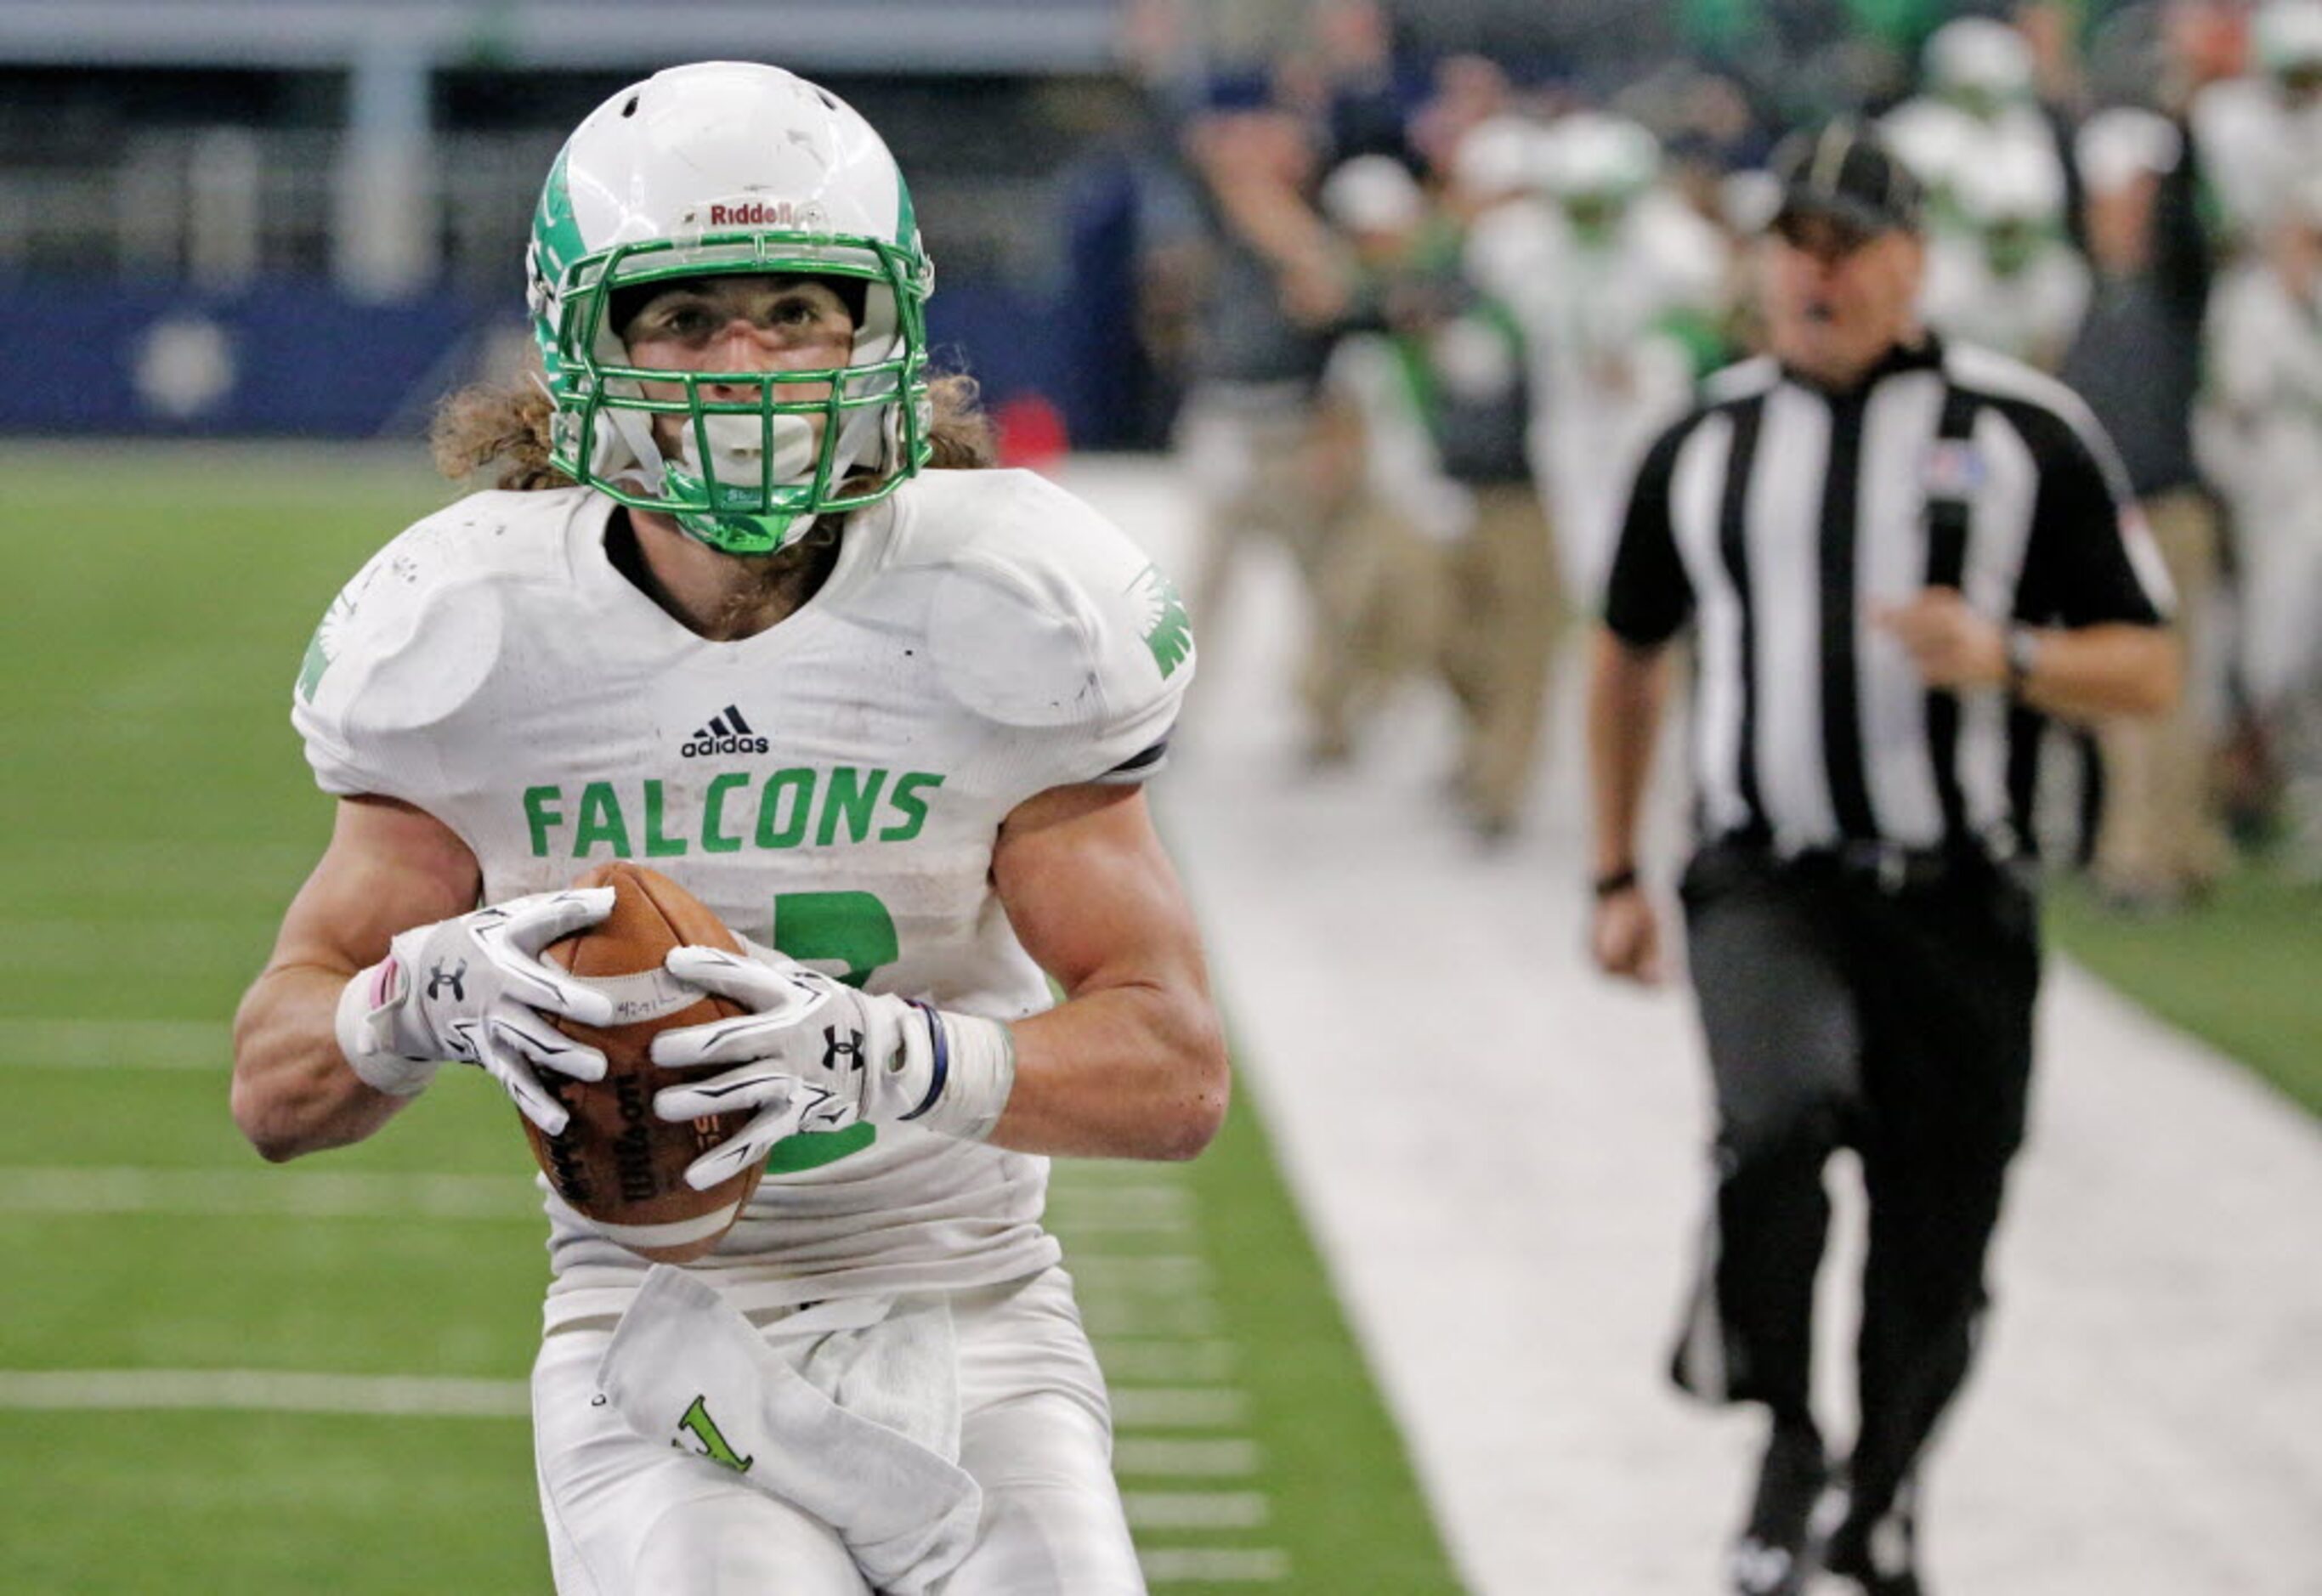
[335,887,618,1135]
[651,937,1017,1191]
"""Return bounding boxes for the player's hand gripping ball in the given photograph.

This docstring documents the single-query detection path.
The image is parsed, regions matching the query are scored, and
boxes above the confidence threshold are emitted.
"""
[523,863,762,1262]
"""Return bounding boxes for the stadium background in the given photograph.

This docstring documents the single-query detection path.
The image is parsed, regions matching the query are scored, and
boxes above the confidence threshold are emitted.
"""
[1,2,2316,1593]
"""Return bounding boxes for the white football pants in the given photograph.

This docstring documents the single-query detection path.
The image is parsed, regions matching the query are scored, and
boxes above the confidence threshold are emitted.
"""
[531,1266,1144,1594]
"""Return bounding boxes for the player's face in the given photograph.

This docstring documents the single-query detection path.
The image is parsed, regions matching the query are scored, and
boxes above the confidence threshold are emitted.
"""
[620,274,857,454]
[1759,212,1925,387]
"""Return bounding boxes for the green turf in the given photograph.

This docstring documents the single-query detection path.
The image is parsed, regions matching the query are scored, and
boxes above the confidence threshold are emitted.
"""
[0,445,1458,1593]
[1173,1068,1464,1593]
[5,1412,544,1594]
[2047,868,2322,1118]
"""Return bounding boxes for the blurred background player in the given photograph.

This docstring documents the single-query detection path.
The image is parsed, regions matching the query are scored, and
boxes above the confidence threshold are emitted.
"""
[1920,135,2088,372]
[2189,0,2322,255]
[2206,165,2322,877]
[1485,110,1732,614]
[1883,14,2076,248]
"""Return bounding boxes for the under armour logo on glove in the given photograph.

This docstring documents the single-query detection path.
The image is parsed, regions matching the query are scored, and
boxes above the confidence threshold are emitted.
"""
[822,1025,866,1074]
[336,888,617,1129]
[653,936,1008,1186]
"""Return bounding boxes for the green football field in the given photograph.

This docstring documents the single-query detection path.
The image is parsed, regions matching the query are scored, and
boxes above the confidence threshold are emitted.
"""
[0,444,1459,1593]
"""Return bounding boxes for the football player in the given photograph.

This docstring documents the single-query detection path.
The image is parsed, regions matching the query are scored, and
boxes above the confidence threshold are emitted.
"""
[231,60,1227,1595]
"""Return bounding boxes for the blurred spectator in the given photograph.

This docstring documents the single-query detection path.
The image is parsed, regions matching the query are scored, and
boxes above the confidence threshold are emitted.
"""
[1408,113,1561,840]
[2062,106,2233,908]
[1164,93,1353,756]
[1299,151,1460,762]
[2206,167,2322,876]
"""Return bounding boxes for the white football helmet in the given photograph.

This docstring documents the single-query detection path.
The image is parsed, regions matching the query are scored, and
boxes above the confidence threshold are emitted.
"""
[526,61,934,555]
[1923,17,2036,118]
[1537,112,1659,240]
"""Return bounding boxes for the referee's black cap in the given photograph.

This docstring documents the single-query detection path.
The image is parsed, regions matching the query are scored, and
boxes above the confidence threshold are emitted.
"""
[1768,121,1925,237]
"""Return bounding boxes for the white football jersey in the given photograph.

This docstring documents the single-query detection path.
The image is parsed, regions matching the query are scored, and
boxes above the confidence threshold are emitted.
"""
[293,468,1197,1327]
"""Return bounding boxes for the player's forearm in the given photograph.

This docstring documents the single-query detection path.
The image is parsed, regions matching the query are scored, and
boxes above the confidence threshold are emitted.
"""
[230,963,405,1161]
[993,980,1229,1162]
[1587,627,1670,877]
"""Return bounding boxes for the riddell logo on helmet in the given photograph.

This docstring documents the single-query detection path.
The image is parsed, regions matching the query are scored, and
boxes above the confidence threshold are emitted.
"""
[709,201,800,227]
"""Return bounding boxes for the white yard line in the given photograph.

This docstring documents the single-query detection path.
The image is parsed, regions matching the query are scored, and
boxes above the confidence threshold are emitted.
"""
[0,1018,229,1069]
[0,1368,528,1418]
[1112,1438,1263,1477]
[1136,1547,1292,1584]
[1109,1388,1251,1429]
[1086,1339,1240,1384]
[1064,456,2322,1596]
[0,1165,538,1220]
[1122,1491,1273,1531]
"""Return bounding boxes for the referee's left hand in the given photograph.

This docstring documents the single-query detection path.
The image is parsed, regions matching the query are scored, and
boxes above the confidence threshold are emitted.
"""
[1590,886,1665,986]
[1872,587,2007,691]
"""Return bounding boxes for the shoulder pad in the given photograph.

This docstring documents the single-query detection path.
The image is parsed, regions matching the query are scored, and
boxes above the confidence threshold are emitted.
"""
[291,493,546,792]
[914,471,1195,738]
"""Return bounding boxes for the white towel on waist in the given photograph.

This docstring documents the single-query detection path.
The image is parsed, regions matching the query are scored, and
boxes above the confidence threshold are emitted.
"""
[596,1264,980,1596]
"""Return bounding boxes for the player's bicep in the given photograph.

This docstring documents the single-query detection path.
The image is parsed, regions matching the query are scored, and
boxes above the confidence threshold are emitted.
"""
[991,784,1207,1002]
[264,795,482,981]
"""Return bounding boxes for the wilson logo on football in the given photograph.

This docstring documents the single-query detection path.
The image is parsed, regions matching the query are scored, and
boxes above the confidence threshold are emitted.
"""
[682,705,770,758]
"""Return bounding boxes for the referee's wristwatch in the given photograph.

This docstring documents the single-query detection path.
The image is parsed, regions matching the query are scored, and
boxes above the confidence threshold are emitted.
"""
[2003,625,2041,696]
[1592,865,1640,900]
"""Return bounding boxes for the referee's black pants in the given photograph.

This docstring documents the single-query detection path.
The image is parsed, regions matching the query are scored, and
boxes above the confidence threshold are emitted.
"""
[1671,840,2040,1526]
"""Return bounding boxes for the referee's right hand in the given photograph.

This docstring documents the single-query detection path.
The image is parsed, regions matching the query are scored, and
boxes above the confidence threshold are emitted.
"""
[1590,883,1665,986]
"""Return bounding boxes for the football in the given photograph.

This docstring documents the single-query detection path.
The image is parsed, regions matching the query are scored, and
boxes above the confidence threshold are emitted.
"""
[522,861,761,1263]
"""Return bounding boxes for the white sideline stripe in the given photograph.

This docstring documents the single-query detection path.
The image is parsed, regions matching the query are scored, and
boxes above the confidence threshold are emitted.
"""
[1137,1548,1291,1584]
[0,1019,228,1070]
[1123,1491,1272,1531]
[1113,1437,1260,1476]
[0,1369,530,1418]
[0,1166,539,1220]
[1112,1386,1251,1428]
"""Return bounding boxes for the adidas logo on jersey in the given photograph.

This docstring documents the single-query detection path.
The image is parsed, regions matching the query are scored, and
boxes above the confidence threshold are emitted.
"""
[682,705,770,758]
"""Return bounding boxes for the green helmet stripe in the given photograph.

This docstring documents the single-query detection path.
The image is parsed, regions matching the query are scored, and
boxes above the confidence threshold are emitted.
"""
[533,150,586,280]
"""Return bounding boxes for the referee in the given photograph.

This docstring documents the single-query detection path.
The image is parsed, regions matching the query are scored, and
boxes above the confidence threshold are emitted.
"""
[1586,123,2177,1596]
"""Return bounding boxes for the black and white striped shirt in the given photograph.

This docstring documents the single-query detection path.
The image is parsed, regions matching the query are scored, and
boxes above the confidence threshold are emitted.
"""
[1604,336,2172,857]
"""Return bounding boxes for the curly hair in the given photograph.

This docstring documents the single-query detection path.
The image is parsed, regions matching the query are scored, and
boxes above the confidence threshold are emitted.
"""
[428,369,999,490]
